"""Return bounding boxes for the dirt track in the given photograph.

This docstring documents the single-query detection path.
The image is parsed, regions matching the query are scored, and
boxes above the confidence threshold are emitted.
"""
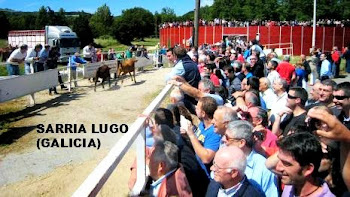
[0,67,171,196]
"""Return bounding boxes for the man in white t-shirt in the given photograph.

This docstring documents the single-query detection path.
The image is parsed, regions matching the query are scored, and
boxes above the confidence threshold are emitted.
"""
[82,43,94,62]
[6,44,28,75]
[269,78,289,122]
[267,60,280,87]
[259,77,277,111]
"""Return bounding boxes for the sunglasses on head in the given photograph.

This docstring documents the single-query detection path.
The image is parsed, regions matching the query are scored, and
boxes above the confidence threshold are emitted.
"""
[334,95,349,100]
[288,94,299,99]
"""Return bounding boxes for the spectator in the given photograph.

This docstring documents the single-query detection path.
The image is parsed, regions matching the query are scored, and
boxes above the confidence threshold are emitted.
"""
[309,50,320,83]
[205,146,264,197]
[46,46,67,94]
[6,44,28,76]
[331,46,341,78]
[295,63,307,88]
[166,47,176,65]
[171,77,224,106]
[306,81,322,106]
[211,106,238,136]
[306,79,340,116]
[343,45,350,73]
[300,54,311,83]
[25,44,42,74]
[307,107,350,192]
[39,44,50,71]
[269,78,289,122]
[334,82,350,129]
[276,55,296,85]
[276,132,335,197]
[248,107,278,154]
[266,60,280,86]
[181,97,221,179]
[248,54,264,78]
[223,120,279,197]
[320,53,332,80]
[148,141,192,197]
[204,63,221,86]
[68,52,87,88]
[272,87,308,137]
[259,77,277,111]
[82,43,94,62]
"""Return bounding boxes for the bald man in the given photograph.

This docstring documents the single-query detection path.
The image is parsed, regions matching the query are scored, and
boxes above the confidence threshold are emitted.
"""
[206,146,263,197]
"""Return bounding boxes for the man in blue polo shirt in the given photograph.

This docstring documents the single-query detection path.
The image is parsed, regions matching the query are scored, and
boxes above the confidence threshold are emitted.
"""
[182,96,221,179]
[68,52,87,87]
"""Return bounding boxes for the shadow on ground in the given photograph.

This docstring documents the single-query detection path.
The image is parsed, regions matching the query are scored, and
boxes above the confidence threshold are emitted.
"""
[0,125,37,145]
[0,92,86,145]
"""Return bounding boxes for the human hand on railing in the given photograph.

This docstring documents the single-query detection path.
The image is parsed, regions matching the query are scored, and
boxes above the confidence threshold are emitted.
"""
[172,75,186,83]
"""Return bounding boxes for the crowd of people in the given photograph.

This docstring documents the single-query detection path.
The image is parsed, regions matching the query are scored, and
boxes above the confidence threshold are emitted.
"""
[128,39,350,196]
[160,19,350,29]
[5,43,69,94]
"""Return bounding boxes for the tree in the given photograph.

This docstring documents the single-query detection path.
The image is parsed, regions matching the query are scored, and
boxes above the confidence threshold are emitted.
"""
[72,12,93,47]
[35,6,49,29]
[0,12,10,38]
[113,7,154,45]
[159,7,177,23]
[89,4,113,37]
[56,8,68,26]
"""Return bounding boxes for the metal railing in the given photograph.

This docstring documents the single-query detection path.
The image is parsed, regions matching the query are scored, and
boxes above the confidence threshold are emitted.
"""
[72,84,174,196]
[263,42,294,57]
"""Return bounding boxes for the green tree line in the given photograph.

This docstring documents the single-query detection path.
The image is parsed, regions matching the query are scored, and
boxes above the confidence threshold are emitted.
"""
[0,1,349,46]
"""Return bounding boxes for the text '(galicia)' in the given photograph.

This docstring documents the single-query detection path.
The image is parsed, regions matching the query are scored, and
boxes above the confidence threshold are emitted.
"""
[36,123,129,150]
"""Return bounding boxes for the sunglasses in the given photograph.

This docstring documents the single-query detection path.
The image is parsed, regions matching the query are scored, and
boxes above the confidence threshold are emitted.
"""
[287,94,299,99]
[334,95,349,100]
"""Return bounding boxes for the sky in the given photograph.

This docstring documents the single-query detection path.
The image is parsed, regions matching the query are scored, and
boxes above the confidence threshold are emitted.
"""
[0,0,214,16]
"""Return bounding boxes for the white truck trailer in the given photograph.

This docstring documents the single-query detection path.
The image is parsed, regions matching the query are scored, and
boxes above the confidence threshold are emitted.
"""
[8,26,80,62]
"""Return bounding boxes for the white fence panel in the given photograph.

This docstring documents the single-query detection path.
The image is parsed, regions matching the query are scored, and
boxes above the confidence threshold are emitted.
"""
[72,84,174,197]
[0,69,58,103]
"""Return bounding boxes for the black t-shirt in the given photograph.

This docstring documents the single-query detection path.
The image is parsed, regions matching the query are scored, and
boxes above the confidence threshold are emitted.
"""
[338,111,350,130]
[281,112,307,136]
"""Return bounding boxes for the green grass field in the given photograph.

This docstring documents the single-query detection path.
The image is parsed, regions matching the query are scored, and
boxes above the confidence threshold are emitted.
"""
[0,39,8,48]
[94,36,159,52]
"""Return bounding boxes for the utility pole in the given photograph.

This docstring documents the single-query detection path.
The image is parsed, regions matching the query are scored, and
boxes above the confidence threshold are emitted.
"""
[312,0,316,49]
[194,0,200,48]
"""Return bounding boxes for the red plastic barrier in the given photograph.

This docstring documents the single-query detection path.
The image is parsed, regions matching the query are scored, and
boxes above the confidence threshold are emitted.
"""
[324,27,334,52]
[303,27,313,55]
[160,26,350,55]
[292,26,302,55]
[214,26,222,43]
[248,26,259,41]
[259,26,269,45]
[269,26,280,46]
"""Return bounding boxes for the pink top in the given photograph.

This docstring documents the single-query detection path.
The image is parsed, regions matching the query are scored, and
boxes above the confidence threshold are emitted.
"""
[262,129,278,148]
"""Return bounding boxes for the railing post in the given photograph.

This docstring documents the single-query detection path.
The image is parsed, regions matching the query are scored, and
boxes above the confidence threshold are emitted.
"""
[130,127,146,195]
[68,56,72,92]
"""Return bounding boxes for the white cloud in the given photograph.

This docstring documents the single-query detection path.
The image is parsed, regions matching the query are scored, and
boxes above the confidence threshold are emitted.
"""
[201,0,214,7]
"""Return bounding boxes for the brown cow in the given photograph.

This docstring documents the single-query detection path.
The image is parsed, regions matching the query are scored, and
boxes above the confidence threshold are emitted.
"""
[94,64,111,91]
[115,58,138,85]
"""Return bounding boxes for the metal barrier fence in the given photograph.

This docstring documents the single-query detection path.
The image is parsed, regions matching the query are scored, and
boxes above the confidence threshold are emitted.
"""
[0,55,161,105]
[72,83,174,196]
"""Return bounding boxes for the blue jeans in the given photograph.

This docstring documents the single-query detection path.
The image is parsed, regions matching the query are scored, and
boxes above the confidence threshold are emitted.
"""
[25,63,31,74]
[6,64,20,75]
